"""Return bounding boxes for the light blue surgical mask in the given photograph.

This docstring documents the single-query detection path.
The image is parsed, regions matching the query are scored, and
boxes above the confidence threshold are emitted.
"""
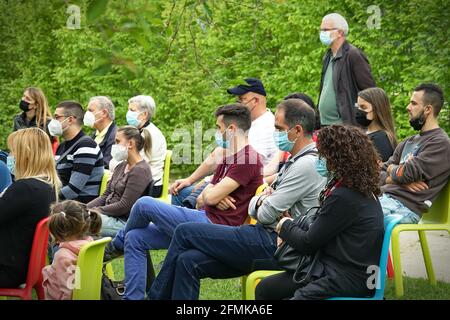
[7,155,15,175]
[126,110,141,127]
[273,128,296,152]
[319,31,333,46]
[315,158,329,177]
[215,130,230,149]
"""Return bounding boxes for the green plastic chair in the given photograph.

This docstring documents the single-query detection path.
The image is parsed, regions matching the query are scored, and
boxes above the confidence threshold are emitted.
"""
[156,150,172,203]
[391,180,450,297]
[72,237,111,300]
[99,169,110,196]
[243,270,283,300]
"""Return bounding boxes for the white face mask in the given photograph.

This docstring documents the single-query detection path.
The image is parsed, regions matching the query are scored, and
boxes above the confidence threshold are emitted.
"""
[83,111,101,128]
[48,118,70,137]
[111,144,129,162]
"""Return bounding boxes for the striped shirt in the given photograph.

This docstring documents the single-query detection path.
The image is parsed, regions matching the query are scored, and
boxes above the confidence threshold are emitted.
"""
[56,131,104,203]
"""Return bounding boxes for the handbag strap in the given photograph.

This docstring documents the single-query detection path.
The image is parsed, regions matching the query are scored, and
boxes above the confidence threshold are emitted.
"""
[55,135,91,165]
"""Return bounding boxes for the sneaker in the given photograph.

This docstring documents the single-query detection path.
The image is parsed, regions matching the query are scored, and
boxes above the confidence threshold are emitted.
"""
[103,242,124,263]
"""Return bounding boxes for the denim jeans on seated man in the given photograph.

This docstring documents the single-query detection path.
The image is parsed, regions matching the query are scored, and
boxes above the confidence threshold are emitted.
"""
[170,185,194,207]
[111,197,214,299]
[379,194,421,224]
[148,222,279,300]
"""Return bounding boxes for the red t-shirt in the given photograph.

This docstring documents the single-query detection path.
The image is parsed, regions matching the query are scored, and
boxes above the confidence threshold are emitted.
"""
[205,145,263,226]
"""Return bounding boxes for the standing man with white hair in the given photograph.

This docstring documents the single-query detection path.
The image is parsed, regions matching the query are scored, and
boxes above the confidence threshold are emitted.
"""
[318,13,376,126]
[125,95,167,198]
[84,96,117,169]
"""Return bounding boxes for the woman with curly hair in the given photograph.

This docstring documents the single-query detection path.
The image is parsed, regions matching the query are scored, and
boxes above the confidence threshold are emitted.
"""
[256,124,384,300]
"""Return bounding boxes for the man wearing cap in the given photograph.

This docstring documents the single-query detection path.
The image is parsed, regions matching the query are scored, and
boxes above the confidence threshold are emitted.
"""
[318,13,375,126]
[170,78,278,207]
[148,99,327,300]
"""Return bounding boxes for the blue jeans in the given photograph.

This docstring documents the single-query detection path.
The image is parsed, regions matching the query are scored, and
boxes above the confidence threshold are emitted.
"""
[111,196,211,300]
[170,185,194,207]
[148,222,279,300]
[379,194,421,224]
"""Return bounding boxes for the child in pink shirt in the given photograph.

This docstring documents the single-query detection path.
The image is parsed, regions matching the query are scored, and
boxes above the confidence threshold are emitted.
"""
[42,200,101,300]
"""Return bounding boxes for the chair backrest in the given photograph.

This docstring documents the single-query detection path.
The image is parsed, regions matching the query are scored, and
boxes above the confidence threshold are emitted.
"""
[420,180,450,225]
[72,237,111,300]
[158,150,172,202]
[373,214,404,299]
[99,169,110,195]
[245,183,268,225]
[25,217,50,293]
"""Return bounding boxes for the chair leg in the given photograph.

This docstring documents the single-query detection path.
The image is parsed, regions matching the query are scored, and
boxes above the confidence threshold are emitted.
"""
[418,230,436,286]
[241,275,247,300]
[391,228,405,297]
[146,251,156,292]
[387,251,394,279]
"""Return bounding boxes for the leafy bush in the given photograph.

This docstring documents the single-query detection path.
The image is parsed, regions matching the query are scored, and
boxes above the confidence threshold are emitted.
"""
[0,0,448,177]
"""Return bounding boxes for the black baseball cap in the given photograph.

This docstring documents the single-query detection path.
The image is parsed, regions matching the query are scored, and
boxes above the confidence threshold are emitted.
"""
[227,78,266,97]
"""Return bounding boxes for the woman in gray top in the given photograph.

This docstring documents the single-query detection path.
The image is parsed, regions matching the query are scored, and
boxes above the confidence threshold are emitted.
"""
[87,126,152,237]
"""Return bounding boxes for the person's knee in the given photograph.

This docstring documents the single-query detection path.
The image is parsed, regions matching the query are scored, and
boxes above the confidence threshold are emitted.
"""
[125,229,149,251]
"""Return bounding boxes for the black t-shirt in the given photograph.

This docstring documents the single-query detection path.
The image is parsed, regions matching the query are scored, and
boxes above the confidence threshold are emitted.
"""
[369,130,395,162]
[0,178,55,287]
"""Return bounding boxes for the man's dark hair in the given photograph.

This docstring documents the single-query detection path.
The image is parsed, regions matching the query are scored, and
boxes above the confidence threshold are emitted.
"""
[215,104,251,132]
[414,83,444,117]
[56,100,84,126]
[277,99,315,136]
[283,92,320,130]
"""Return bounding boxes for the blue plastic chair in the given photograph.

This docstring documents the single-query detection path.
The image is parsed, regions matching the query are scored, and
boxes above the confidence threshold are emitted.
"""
[329,214,404,300]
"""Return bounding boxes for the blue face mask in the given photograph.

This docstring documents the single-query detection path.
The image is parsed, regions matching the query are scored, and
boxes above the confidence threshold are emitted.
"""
[319,31,333,46]
[315,158,329,177]
[215,131,230,149]
[7,155,15,175]
[273,128,296,152]
[126,110,141,127]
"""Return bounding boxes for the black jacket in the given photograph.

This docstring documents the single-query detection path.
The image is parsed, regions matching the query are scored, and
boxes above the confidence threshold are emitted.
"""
[13,112,52,139]
[92,122,117,169]
[318,41,376,125]
[0,178,55,287]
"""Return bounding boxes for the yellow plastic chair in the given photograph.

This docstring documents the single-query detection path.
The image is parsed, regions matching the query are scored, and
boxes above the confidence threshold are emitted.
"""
[156,150,172,203]
[240,183,268,298]
[72,237,111,300]
[99,169,110,196]
[391,180,450,297]
[243,270,284,300]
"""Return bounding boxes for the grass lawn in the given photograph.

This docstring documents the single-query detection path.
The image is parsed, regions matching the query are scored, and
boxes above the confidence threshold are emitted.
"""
[110,250,450,300]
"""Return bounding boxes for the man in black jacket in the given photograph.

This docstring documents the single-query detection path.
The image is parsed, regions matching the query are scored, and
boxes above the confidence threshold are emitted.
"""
[84,96,117,168]
[318,13,376,126]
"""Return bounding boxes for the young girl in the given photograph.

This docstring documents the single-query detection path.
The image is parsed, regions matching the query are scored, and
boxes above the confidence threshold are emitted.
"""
[42,200,102,300]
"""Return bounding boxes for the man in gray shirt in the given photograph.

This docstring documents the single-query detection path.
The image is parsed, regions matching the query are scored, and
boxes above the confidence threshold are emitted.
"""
[380,83,450,223]
[149,99,327,300]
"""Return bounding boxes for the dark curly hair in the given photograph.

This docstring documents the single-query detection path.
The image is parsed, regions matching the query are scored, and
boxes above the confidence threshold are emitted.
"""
[317,125,381,197]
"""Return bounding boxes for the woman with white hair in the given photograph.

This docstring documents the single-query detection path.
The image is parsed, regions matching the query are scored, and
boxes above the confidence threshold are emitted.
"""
[123,95,167,198]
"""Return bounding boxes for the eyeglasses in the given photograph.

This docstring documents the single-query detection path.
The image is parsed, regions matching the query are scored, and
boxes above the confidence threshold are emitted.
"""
[54,114,67,120]
[320,28,338,32]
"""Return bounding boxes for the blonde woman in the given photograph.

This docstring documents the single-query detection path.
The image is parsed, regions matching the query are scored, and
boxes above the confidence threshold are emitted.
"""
[14,87,53,139]
[0,128,61,288]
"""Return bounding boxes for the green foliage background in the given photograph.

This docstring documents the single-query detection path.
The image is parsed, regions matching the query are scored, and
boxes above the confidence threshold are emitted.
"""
[0,0,448,177]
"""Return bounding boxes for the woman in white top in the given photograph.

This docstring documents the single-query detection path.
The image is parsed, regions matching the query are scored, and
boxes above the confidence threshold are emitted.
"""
[122,95,167,197]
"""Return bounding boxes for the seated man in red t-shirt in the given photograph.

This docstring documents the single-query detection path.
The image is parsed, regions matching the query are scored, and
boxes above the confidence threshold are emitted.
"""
[105,103,263,300]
